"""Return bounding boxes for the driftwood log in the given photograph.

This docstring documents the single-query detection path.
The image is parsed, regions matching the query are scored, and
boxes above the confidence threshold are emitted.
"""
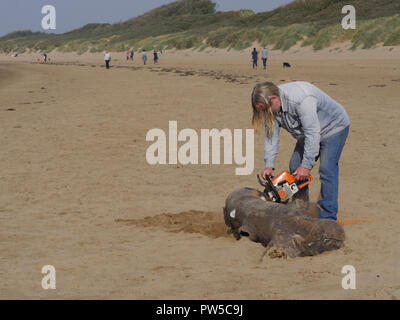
[223,187,345,258]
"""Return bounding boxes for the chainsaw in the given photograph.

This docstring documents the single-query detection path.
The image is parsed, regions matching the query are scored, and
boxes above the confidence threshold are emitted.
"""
[257,170,312,203]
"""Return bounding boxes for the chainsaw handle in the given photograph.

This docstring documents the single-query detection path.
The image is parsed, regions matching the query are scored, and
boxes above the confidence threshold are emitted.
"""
[256,174,268,188]
[295,175,313,189]
[257,173,275,186]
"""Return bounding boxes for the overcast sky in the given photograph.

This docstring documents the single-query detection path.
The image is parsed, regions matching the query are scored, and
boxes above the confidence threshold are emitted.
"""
[0,0,294,37]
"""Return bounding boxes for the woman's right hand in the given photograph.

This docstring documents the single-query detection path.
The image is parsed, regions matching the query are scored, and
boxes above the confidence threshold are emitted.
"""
[262,167,274,179]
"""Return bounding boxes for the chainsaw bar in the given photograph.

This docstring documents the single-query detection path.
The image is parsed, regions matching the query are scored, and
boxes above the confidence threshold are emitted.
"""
[257,174,282,203]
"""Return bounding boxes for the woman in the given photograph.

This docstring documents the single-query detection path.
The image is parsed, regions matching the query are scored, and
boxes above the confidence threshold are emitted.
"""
[142,50,147,65]
[251,81,351,221]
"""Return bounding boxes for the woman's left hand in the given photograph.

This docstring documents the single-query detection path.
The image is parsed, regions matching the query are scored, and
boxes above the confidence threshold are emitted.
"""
[294,166,311,181]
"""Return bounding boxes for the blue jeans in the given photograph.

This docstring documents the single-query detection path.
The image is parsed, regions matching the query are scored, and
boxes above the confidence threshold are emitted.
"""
[262,58,267,68]
[289,126,349,220]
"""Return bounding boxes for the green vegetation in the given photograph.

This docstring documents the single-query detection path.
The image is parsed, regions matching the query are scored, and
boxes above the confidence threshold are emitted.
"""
[1,0,400,54]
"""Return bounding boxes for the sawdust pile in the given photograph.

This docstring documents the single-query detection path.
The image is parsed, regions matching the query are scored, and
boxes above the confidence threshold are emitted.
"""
[115,210,230,239]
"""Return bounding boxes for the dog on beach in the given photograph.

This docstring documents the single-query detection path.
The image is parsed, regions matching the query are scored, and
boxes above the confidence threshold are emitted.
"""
[283,62,291,68]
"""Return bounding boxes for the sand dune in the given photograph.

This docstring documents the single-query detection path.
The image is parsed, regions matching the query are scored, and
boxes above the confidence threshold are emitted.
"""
[0,46,399,299]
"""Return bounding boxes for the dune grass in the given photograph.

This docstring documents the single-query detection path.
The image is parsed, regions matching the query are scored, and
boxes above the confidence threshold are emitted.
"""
[1,0,400,54]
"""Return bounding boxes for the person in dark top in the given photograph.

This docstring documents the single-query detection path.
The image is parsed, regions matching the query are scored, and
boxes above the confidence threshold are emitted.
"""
[130,50,134,60]
[251,48,258,69]
[153,50,159,64]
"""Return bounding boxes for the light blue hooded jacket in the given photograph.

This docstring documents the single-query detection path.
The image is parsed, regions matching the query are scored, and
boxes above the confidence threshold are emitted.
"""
[264,81,351,169]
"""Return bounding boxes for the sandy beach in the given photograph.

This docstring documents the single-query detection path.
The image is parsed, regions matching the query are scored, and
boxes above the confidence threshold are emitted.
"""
[0,45,399,299]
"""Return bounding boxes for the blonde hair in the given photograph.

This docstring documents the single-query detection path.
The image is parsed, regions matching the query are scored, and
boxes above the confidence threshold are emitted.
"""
[251,82,280,138]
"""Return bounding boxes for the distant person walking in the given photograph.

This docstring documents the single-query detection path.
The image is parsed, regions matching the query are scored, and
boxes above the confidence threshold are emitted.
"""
[261,47,268,70]
[104,51,111,69]
[125,50,130,61]
[130,50,134,60]
[251,48,258,69]
[142,50,147,65]
[43,52,47,63]
[153,50,159,64]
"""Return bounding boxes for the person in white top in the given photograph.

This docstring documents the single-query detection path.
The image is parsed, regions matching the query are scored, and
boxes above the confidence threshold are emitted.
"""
[261,47,268,70]
[142,50,147,65]
[104,51,111,69]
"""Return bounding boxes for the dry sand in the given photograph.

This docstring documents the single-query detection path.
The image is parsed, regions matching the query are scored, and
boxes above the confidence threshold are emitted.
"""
[0,45,399,299]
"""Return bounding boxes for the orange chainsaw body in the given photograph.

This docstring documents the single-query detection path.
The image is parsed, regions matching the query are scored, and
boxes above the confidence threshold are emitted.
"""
[258,170,313,203]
